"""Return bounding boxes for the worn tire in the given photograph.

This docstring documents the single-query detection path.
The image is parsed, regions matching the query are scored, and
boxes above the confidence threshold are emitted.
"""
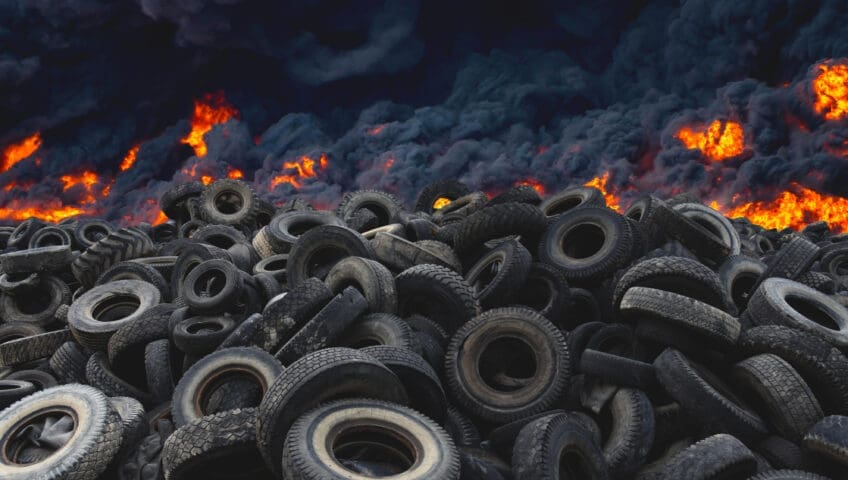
[72,227,154,288]
[324,256,397,313]
[396,263,479,334]
[69,280,161,352]
[286,225,375,286]
[465,238,532,308]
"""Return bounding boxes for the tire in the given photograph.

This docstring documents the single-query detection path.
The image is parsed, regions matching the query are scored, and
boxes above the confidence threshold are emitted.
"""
[160,181,204,221]
[445,405,481,447]
[0,272,40,295]
[511,412,610,480]
[336,189,403,226]
[182,259,243,314]
[738,325,848,415]
[199,179,259,226]
[282,398,459,480]
[513,262,571,321]
[488,409,582,458]
[413,239,462,272]
[0,322,44,342]
[405,314,449,346]
[624,195,666,249]
[266,211,345,254]
[190,224,246,249]
[539,206,634,284]
[0,380,36,409]
[261,278,333,352]
[731,354,824,442]
[86,352,152,404]
[132,255,178,280]
[1,245,74,274]
[286,225,375,286]
[754,436,806,471]
[578,349,658,391]
[620,287,741,351]
[746,278,848,348]
[252,254,287,283]
[540,186,605,218]
[324,256,397,313]
[561,288,602,329]
[145,339,176,405]
[7,218,47,250]
[372,232,461,272]
[655,434,757,480]
[432,192,488,224]
[802,415,848,468]
[654,348,767,442]
[107,302,176,366]
[415,179,471,214]
[602,388,655,476]
[395,264,479,334]
[72,227,155,288]
[719,255,767,312]
[162,407,272,480]
[0,275,70,327]
[404,217,439,241]
[172,314,238,356]
[95,261,169,300]
[486,185,542,207]
[0,384,124,480]
[465,238,532,308]
[613,256,729,312]
[108,396,148,470]
[756,235,820,289]
[651,201,730,266]
[672,202,742,256]
[820,243,848,278]
[361,345,448,423]
[49,341,90,384]
[453,202,547,255]
[172,347,282,427]
[338,312,415,349]
[796,271,837,294]
[749,471,832,480]
[169,243,231,300]
[274,287,368,364]
[345,206,381,232]
[69,279,161,351]
[444,307,569,423]
[256,347,408,478]
[459,447,512,480]
[6,369,58,390]
[0,329,71,367]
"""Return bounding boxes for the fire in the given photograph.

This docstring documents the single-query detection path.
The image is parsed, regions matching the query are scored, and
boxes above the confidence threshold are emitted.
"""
[676,120,745,161]
[515,179,546,196]
[119,144,140,171]
[584,172,621,211]
[368,124,388,136]
[0,200,86,223]
[382,157,395,173]
[181,92,238,158]
[152,210,168,226]
[813,61,848,120]
[227,167,243,179]
[270,154,329,190]
[433,197,452,209]
[60,171,101,204]
[1,133,42,173]
[716,183,848,233]
[201,175,213,185]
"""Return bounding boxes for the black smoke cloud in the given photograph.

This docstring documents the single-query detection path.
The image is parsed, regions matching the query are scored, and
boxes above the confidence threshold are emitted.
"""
[1,0,848,223]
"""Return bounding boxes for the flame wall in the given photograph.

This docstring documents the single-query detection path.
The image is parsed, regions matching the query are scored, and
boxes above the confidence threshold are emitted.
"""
[2,1,848,228]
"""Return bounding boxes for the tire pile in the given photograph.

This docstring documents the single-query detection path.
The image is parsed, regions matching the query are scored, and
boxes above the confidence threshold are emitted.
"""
[0,178,846,479]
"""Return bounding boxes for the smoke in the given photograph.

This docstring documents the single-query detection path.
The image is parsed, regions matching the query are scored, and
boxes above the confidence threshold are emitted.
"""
[2,0,848,224]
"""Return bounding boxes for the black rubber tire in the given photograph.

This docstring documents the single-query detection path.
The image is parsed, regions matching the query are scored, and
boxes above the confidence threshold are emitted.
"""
[0,275,70,327]
[756,235,820,289]
[453,202,547,255]
[7,218,47,250]
[199,179,258,226]
[252,254,288,283]
[86,352,152,404]
[820,242,848,278]
[731,353,824,442]
[405,314,449,346]
[396,263,479,334]
[266,211,345,254]
[738,325,848,415]
[445,405,481,447]
[432,192,488,224]
[172,347,282,427]
[754,436,807,471]
[1,245,74,274]
[0,329,71,367]
[169,242,231,300]
[107,302,175,366]
[0,272,40,295]
[95,261,169,300]
[132,255,178,281]
[719,255,767,312]
[560,288,602,330]
[0,322,44,342]
[275,287,368,364]
[673,202,741,256]
[578,349,658,391]
[372,232,461,272]
[339,312,415,350]
[344,206,381,232]
[539,206,634,284]
[620,287,741,351]
[0,384,124,480]
[655,434,757,480]
[68,279,161,352]
[601,388,655,476]
[459,447,512,480]
[361,345,448,423]
[261,277,333,352]
[71,219,114,251]
[324,256,397,313]
[107,396,148,473]
[72,227,155,288]
[749,471,832,480]
[654,348,767,442]
[415,179,471,214]
[613,256,729,312]
[182,258,243,314]
[802,415,848,468]
[444,307,569,423]
[286,225,375,286]
[465,238,532,308]
[5,369,58,390]
[160,181,204,221]
[486,184,542,207]
[511,412,610,480]
[190,224,246,249]
[488,409,572,458]
[144,339,176,405]
[796,271,837,294]
[49,340,90,384]
[256,347,408,478]
[162,407,272,480]
[624,195,666,249]
[540,186,605,218]
[651,201,730,266]
[172,314,238,356]
[336,189,403,226]
[0,380,36,409]
[513,262,571,321]
[282,398,459,480]
[746,278,848,348]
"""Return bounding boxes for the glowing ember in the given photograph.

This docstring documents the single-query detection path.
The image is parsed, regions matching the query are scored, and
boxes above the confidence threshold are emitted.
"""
[1,133,42,173]
[433,197,452,209]
[382,157,395,173]
[119,144,140,171]
[0,200,86,223]
[152,210,168,226]
[676,120,745,161]
[584,172,621,211]
[201,175,213,186]
[716,183,848,233]
[813,61,848,120]
[227,167,244,179]
[60,171,101,204]
[270,154,329,190]
[181,92,239,157]
[515,179,546,196]
[368,124,388,135]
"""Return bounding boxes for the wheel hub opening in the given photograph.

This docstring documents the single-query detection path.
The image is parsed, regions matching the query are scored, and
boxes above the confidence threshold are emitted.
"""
[214,191,244,215]
[4,409,75,465]
[786,295,840,330]
[37,234,64,247]
[547,197,582,216]
[626,207,644,221]
[333,425,416,477]
[84,225,109,242]
[265,259,287,271]
[205,234,235,249]
[308,246,347,277]
[15,286,53,315]
[200,373,264,416]
[290,220,321,236]
[92,294,140,322]
[479,337,537,393]
[186,321,224,334]
[558,448,592,480]
[562,223,605,259]
[194,270,227,298]
[473,259,502,293]
[731,273,758,307]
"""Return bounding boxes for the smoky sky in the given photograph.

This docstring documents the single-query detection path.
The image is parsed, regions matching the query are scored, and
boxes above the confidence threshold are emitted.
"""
[2,0,848,223]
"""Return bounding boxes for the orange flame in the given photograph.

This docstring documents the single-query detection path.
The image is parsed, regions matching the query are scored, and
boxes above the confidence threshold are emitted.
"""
[676,120,745,161]
[1,133,42,173]
[227,167,243,179]
[382,157,395,173]
[433,197,452,209]
[584,172,621,211]
[119,144,140,171]
[152,210,168,226]
[813,61,848,120]
[0,200,86,223]
[716,183,848,233]
[515,178,546,196]
[181,93,238,157]
[368,124,388,135]
[60,171,101,204]
[270,154,329,189]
